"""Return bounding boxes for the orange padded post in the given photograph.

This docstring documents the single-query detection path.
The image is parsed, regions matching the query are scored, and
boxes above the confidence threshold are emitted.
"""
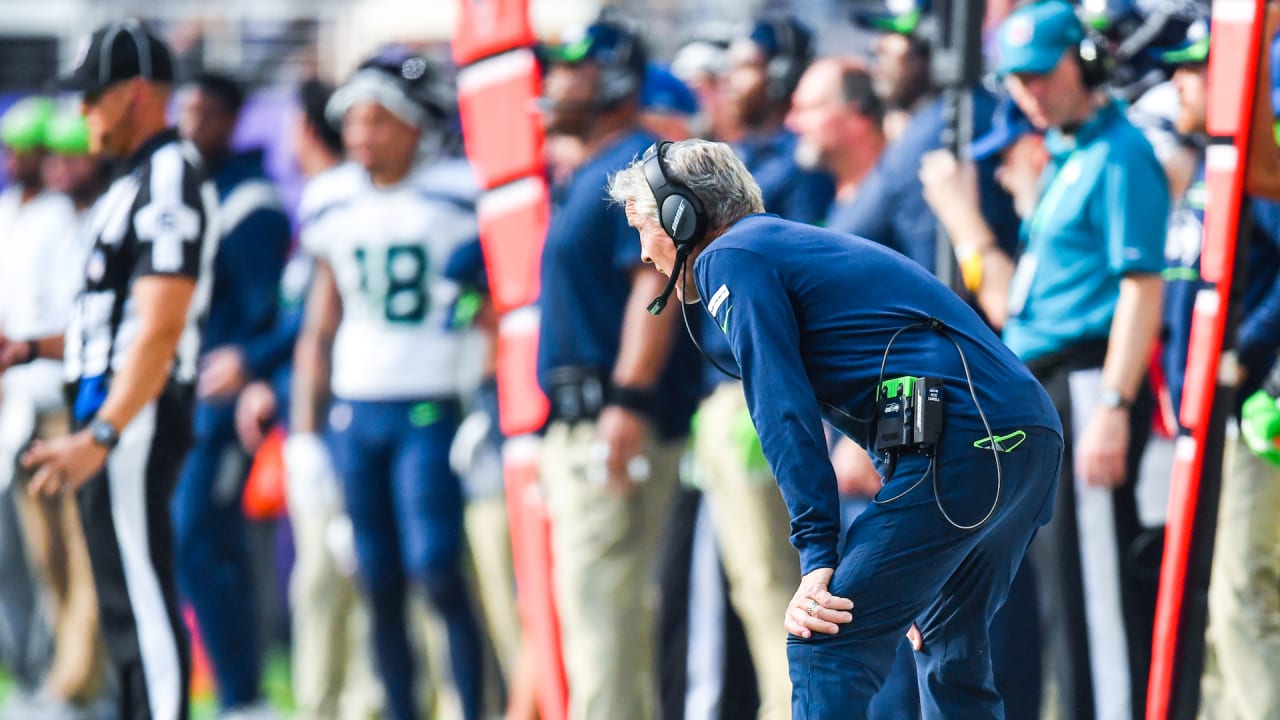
[455,2,565,716]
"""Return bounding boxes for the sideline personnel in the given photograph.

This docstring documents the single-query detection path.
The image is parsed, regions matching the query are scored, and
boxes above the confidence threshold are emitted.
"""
[608,139,1062,718]
[13,20,218,720]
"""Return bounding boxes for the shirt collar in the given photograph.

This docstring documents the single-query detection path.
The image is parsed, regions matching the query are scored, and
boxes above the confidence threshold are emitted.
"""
[1044,100,1122,160]
[123,128,181,173]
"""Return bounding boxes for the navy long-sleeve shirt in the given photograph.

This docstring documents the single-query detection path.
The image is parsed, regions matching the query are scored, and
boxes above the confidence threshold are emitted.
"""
[693,214,1059,574]
[699,129,836,394]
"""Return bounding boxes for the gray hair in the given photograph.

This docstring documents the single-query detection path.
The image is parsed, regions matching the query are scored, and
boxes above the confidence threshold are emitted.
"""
[607,139,764,234]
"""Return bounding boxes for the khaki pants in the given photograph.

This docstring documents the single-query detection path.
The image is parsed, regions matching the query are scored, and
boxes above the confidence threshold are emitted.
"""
[542,419,683,720]
[465,495,522,676]
[287,487,384,720]
[693,382,799,720]
[1200,430,1280,720]
[12,410,105,705]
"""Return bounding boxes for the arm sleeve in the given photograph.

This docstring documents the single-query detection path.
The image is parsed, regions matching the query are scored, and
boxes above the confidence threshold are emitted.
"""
[1104,148,1169,275]
[891,176,940,271]
[443,234,488,292]
[827,165,895,249]
[298,204,337,260]
[226,208,292,377]
[1237,199,1280,368]
[131,151,209,279]
[977,157,1024,257]
[699,247,842,574]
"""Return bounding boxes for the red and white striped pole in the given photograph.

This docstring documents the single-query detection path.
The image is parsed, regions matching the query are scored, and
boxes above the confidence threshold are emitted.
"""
[1147,1,1268,716]
[453,3,568,718]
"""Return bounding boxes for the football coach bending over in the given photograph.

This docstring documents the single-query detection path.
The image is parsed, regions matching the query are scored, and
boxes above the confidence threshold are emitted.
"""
[608,139,1063,719]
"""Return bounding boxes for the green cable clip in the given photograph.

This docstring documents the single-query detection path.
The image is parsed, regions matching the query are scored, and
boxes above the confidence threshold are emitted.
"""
[973,430,1027,453]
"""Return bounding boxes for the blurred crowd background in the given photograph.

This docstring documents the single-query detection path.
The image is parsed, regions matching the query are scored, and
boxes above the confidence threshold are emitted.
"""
[0,0,1277,719]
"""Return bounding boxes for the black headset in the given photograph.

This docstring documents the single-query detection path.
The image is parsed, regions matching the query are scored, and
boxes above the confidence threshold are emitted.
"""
[642,141,708,315]
[642,141,708,248]
[594,23,646,110]
[756,17,815,102]
[1074,20,1115,88]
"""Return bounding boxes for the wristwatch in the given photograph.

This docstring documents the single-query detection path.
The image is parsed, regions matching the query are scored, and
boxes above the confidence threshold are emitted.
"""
[88,418,120,450]
[1099,388,1132,410]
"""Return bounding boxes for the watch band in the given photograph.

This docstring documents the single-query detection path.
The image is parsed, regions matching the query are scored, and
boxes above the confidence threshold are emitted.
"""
[1100,388,1132,410]
[88,418,120,450]
[15,340,39,366]
[607,385,657,416]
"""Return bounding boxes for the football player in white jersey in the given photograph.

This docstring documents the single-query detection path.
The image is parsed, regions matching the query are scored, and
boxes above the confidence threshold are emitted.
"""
[291,49,485,720]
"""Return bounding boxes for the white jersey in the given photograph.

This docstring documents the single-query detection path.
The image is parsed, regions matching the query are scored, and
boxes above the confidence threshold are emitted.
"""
[0,188,86,410]
[301,158,481,400]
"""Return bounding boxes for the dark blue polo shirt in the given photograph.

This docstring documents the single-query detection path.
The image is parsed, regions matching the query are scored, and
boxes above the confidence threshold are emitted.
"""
[733,128,835,226]
[827,89,1021,273]
[693,214,1059,573]
[537,129,699,440]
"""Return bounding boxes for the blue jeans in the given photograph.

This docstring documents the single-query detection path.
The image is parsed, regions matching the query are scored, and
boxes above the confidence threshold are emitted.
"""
[172,402,260,709]
[329,398,482,720]
[788,425,1061,719]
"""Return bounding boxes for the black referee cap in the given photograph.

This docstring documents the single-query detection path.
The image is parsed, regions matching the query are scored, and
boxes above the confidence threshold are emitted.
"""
[58,20,176,96]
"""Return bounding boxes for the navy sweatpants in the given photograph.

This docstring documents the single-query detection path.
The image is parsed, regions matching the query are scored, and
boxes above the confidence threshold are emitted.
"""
[788,424,1062,719]
[329,398,483,720]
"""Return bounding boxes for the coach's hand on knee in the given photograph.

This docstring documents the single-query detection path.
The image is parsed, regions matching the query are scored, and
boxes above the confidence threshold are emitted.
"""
[786,567,854,639]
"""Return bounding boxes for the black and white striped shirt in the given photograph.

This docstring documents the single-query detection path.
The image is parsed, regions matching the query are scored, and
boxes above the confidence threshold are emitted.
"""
[64,129,219,386]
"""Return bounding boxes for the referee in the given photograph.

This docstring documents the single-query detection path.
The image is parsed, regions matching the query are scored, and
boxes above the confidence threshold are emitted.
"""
[8,21,217,720]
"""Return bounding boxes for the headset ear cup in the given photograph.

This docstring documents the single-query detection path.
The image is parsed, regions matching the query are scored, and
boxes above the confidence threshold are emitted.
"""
[1076,32,1113,88]
[764,56,784,101]
[661,195,698,246]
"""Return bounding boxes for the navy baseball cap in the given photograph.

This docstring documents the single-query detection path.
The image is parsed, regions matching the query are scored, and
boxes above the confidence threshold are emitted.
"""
[970,97,1038,161]
[1150,16,1210,66]
[995,0,1087,76]
[641,64,699,117]
[538,21,646,77]
[740,16,815,62]
[58,20,176,96]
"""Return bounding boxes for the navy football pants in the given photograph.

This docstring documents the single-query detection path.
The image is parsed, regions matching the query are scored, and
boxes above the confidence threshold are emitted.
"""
[788,425,1061,719]
[329,398,482,720]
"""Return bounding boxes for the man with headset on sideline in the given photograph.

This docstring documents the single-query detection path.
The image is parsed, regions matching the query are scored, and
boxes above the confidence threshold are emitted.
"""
[995,3,1168,717]
[679,15,837,719]
[535,20,699,720]
[7,20,219,720]
[608,138,1062,718]
[721,16,834,224]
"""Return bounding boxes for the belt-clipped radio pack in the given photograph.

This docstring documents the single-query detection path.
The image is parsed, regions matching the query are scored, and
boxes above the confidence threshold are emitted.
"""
[875,375,944,456]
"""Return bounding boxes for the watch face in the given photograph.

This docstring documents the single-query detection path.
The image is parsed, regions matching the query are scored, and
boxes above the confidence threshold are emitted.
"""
[1101,390,1126,409]
[91,421,118,447]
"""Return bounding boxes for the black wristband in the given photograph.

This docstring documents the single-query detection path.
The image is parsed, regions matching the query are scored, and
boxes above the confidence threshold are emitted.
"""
[607,385,656,416]
[16,340,39,366]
